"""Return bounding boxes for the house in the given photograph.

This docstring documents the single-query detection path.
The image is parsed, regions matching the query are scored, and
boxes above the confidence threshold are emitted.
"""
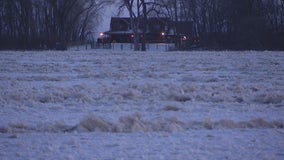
[98,17,199,48]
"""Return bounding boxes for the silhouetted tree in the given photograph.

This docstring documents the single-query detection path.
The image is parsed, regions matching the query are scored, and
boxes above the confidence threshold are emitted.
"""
[155,0,284,50]
[0,0,112,50]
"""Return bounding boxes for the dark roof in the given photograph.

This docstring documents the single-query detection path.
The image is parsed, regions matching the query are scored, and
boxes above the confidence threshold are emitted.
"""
[110,17,131,31]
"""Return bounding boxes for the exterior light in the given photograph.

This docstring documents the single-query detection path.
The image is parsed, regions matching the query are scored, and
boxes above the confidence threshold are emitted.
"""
[100,32,104,37]
[182,36,187,41]
[161,32,165,36]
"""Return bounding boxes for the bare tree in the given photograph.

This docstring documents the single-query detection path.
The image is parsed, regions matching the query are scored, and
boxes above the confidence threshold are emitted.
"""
[0,0,112,50]
[119,0,140,51]
[119,0,162,51]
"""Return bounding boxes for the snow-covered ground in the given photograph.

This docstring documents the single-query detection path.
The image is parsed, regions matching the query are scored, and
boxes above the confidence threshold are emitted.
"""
[0,50,284,160]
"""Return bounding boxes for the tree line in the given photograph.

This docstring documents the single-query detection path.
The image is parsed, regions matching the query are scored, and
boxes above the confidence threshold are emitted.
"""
[1,0,284,50]
[170,0,284,50]
[119,0,284,50]
[0,0,111,50]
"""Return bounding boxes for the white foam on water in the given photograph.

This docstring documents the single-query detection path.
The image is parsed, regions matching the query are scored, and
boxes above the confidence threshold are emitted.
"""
[1,113,283,134]
[1,50,284,159]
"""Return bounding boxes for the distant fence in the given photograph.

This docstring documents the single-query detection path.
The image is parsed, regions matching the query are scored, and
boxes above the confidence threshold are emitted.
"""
[110,43,175,51]
[69,43,175,51]
[68,44,93,51]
